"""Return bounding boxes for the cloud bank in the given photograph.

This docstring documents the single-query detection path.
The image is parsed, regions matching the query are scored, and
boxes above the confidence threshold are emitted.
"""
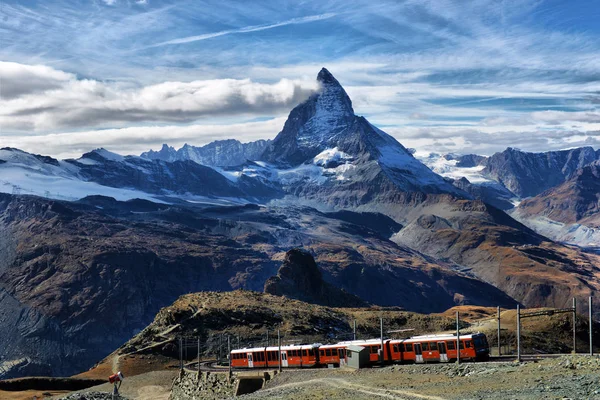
[0,62,319,131]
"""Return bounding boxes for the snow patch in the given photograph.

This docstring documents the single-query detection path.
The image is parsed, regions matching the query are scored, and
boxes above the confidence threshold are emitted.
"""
[420,153,493,184]
[312,147,352,167]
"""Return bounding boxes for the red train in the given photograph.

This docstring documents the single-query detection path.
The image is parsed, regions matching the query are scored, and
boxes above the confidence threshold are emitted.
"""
[230,333,489,369]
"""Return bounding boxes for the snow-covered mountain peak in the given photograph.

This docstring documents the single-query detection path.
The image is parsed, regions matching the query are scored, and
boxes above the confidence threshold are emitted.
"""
[261,68,356,166]
[81,148,125,163]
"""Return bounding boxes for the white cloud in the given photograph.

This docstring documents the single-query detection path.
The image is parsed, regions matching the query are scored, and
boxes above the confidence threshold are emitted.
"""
[102,0,118,5]
[0,62,319,131]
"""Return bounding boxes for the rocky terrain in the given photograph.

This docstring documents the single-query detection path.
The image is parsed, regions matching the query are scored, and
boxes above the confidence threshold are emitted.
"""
[0,194,516,378]
[240,355,600,400]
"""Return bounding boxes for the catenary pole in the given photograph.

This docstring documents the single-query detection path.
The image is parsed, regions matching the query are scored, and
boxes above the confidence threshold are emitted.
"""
[590,296,593,356]
[353,320,357,341]
[179,336,183,371]
[278,328,282,373]
[497,306,501,356]
[456,311,460,364]
[228,335,232,377]
[573,298,577,354]
[517,305,521,362]
[380,317,384,365]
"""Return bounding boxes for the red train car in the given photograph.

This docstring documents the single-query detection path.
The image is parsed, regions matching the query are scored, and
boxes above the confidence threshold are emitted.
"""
[230,344,321,369]
[318,344,347,367]
[400,333,489,363]
[336,339,393,365]
[230,333,489,369]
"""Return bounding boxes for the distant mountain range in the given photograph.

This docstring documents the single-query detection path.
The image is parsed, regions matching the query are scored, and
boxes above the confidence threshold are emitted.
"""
[140,139,271,167]
[1,68,599,378]
[420,147,600,245]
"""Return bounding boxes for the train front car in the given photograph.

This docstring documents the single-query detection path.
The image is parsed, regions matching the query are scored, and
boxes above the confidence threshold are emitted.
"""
[402,333,490,363]
[471,333,490,361]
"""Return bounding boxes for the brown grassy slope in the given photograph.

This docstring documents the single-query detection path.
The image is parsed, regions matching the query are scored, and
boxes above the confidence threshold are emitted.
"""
[82,291,600,380]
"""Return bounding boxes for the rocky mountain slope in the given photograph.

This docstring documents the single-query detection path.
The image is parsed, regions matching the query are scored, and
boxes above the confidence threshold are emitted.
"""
[480,146,599,198]
[261,68,464,206]
[141,139,271,167]
[0,193,515,377]
[511,161,600,245]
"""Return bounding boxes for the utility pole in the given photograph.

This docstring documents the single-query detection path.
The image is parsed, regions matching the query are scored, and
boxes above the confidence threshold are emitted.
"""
[380,317,384,365]
[228,335,232,378]
[456,312,460,364]
[353,320,357,341]
[497,306,501,356]
[590,296,594,356]
[573,298,577,354]
[517,305,521,362]
[198,337,201,370]
[266,329,269,347]
[238,336,241,350]
[278,328,282,373]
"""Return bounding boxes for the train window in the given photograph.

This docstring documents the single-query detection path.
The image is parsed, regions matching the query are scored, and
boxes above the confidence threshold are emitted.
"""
[303,350,307,357]
[421,343,429,351]
[459,341,464,349]
[430,342,438,351]
[267,352,272,361]
[474,337,484,348]
[320,350,325,356]
[392,344,399,353]
[405,343,413,352]
[370,346,379,354]
[447,341,455,350]
[325,349,332,356]
[465,340,472,348]
[308,349,314,356]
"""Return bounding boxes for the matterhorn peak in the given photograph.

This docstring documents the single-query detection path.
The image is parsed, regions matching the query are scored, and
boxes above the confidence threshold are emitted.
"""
[317,67,339,85]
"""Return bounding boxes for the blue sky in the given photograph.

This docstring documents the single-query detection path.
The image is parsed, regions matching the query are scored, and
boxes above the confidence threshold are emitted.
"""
[1,0,599,158]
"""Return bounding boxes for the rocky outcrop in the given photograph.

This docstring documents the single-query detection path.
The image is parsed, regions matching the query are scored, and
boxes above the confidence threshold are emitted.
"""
[264,248,368,307]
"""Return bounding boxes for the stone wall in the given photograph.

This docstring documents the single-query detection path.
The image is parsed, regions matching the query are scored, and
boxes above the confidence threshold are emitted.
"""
[170,370,274,399]
[170,370,237,400]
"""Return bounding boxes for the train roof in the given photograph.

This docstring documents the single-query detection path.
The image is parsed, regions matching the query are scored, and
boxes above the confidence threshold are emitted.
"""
[403,333,481,343]
[336,339,385,346]
[231,343,321,353]
[319,343,348,349]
